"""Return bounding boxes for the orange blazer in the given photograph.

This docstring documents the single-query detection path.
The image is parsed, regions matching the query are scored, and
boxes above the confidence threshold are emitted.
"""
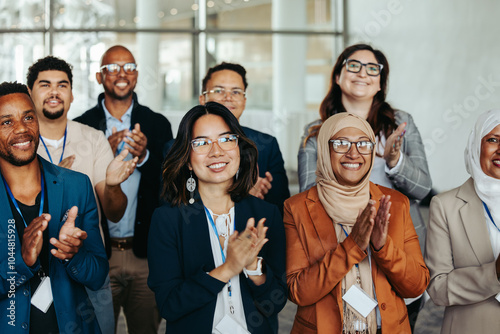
[284,183,429,334]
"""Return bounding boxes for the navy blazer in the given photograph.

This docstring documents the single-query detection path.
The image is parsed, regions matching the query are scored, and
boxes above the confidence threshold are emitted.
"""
[75,93,173,258]
[0,157,108,334]
[242,127,290,215]
[147,194,287,333]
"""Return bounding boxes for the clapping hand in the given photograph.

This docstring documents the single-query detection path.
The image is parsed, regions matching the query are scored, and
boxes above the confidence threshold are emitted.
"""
[384,122,406,169]
[50,206,87,261]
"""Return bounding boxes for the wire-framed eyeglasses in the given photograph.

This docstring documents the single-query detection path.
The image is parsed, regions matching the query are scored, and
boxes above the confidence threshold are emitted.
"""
[329,139,375,155]
[191,134,239,154]
[100,63,137,76]
[202,87,246,100]
[344,59,383,77]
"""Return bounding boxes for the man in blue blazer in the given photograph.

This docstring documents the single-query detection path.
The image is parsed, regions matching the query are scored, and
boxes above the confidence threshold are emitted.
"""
[199,62,290,213]
[0,82,108,333]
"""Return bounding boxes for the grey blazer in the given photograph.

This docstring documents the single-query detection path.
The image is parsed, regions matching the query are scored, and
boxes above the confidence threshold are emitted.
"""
[297,110,431,253]
[425,178,500,333]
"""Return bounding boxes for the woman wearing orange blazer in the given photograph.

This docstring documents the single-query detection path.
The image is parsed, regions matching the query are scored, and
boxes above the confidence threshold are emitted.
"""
[284,113,429,333]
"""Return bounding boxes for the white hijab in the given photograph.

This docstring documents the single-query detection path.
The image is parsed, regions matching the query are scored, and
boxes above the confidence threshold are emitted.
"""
[464,109,500,224]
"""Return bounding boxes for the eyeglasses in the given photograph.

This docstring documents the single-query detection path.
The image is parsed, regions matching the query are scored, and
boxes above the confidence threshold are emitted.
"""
[202,87,246,100]
[100,63,137,76]
[344,59,383,77]
[329,139,375,155]
[191,134,239,154]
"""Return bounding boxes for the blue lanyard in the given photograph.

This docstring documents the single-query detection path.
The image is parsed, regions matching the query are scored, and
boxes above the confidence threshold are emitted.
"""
[2,172,45,228]
[204,206,232,298]
[482,202,500,233]
[204,206,227,262]
[39,127,67,164]
[341,225,359,270]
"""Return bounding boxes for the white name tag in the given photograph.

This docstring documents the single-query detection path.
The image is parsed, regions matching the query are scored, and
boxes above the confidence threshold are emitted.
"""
[342,284,377,318]
[215,314,250,334]
[496,292,500,303]
[31,277,53,313]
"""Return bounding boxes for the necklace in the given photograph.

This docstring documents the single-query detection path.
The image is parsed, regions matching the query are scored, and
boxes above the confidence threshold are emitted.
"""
[214,213,231,238]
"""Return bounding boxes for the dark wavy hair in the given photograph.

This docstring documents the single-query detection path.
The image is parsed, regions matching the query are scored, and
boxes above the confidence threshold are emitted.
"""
[162,101,258,206]
[26,56,73,90]
[201,62,248,92]
[307,44,396,144]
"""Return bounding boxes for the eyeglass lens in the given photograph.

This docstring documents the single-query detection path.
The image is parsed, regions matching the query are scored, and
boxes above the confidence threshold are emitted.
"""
[192,135,238,153]
[102,63,137,75]
[206,88,245,100]
[346,59,381,76]
[331,140,373,155]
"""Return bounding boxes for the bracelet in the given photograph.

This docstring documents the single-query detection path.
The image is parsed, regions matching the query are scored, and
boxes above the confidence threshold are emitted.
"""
[243,257,263,278]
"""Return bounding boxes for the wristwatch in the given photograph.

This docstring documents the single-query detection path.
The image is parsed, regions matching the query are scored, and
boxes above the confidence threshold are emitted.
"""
[243,257,263,277]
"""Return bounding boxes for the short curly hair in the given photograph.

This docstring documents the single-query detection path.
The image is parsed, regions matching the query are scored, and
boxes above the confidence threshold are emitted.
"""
[0,81,31,99]
[26,56,73,90]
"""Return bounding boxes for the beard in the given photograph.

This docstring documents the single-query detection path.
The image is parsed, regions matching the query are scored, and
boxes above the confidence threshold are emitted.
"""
[105,88,133,101]
[42,107,64,120]
[0,137,39,167]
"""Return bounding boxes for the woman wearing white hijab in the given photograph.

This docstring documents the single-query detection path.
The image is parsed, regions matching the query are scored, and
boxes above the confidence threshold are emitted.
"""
[425,109,500,333]
[285,113,429,333]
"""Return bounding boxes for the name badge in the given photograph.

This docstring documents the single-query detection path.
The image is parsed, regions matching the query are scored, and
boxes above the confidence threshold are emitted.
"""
[342,284,377,318]
[496,292,500,303]
[215,314,250,334]
[31,277,53,313]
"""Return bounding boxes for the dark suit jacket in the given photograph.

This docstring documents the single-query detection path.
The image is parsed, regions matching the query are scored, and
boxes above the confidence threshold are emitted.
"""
[0,157,108,334]
[163,126,290,214]
[74,93,173,258]
[242,127,290,214]
[147,194,287,333]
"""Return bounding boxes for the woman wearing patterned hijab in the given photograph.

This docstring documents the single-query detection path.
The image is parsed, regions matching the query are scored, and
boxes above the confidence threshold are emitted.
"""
[425,109,500,334]
[285,112,429,333]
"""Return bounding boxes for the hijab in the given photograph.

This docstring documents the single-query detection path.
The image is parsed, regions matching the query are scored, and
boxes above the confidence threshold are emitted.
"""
[315,112,377,334]
[464,109,500,225]
[316,112,376,224]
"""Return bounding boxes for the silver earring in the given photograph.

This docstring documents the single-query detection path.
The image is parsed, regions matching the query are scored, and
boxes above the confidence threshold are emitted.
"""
[235,168,240,181]
[186,171,196,204]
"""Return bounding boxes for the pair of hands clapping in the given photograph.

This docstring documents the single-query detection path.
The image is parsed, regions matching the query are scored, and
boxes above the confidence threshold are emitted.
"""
[211,218,268,285]
[22,206,86,267]
[350,195,392,251]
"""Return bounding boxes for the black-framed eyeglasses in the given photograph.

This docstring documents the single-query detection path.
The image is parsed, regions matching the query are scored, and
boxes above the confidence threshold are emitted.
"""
[329,139,375,155]
[191,134,239,154]
[202,87,246,100]
[344,59,383,77]
[100,63,137,76]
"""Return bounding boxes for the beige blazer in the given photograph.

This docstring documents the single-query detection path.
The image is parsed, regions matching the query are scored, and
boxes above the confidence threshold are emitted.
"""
[425,178,500,334]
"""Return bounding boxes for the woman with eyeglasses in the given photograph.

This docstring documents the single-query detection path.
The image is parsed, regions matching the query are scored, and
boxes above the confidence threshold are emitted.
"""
[425,110,500,334]
[147,102,286,333]
[298,44,431,326]
[286,112,429,333]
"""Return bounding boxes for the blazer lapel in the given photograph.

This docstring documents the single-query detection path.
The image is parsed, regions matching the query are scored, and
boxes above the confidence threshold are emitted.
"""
[40,158,64,239]
[305,188,338,260]
[457,178,495,263]
[180,194,216,270]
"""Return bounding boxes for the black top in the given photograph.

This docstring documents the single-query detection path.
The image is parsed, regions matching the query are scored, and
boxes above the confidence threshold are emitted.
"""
[8,188,59,334]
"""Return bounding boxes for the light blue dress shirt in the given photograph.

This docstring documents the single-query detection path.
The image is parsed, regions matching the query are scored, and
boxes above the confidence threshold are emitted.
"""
[102,100,148,238]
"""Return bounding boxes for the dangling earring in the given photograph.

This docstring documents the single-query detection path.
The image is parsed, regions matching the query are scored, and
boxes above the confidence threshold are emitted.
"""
[186,171,196,204]
[235,168,240,181]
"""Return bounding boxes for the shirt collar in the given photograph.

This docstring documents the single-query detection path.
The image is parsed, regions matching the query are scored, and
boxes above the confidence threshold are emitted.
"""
[101,99,133,123]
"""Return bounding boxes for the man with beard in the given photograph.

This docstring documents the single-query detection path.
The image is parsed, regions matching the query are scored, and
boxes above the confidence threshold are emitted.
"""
[0,81,108,333]
[26,56,137,333]
[75,45,172,333]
